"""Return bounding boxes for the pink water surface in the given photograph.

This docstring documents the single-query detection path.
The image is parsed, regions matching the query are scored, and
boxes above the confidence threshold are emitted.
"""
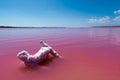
[0,28,120,80]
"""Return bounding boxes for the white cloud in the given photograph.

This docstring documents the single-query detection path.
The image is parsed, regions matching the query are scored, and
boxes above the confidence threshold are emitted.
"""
[88,16,110,24]
[114,10,120,14]
[88,9,120,26]
[113,16,120,22]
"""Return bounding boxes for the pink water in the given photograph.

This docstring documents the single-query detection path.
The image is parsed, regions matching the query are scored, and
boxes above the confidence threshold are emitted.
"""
[0,28,120,80]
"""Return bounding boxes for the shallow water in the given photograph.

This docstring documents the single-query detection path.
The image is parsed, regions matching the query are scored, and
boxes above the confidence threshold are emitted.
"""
[0,28,120,80]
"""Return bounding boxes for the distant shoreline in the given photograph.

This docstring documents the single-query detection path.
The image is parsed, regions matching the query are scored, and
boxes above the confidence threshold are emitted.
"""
[0,26,120,28]
[0,26,66,29]
[92,26,120,28]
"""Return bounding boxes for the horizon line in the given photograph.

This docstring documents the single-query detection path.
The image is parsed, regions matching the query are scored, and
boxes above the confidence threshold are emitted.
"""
[0,25,120,28]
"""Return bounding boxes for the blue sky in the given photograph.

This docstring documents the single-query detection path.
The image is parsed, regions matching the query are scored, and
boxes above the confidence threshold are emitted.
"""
[0,0,120,27]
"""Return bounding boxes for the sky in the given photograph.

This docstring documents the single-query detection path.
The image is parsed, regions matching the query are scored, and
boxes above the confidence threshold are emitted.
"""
[0,0,120,27]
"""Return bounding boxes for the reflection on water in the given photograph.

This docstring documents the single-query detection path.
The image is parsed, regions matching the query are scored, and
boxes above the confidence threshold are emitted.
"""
[1,28,120,46]
[19,56,56,72]
[90,28,120,45]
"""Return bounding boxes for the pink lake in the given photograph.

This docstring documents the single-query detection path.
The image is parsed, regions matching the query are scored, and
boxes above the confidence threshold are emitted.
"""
[0,28,120,80]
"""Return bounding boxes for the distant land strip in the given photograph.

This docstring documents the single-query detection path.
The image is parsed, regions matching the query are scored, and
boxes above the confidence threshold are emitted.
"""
[0,26,66,29]
[92,26,120,28]
[0,26,120,28]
